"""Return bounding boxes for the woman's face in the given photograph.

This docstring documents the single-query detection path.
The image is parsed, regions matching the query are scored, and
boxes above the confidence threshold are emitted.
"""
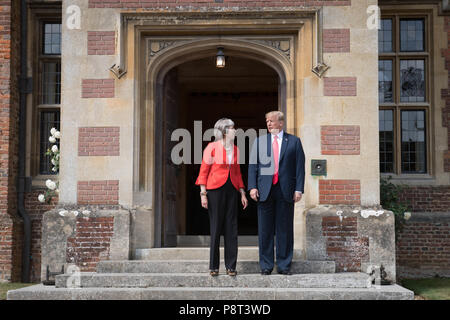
[225,126,236,141]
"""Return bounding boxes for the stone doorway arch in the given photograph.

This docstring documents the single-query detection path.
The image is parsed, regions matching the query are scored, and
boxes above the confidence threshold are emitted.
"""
[148,39,295,247]
[124,11,318,253]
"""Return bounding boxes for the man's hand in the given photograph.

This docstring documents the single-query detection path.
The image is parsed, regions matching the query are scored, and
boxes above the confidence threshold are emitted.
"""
[250,188,259,202]
[293,191,302,203]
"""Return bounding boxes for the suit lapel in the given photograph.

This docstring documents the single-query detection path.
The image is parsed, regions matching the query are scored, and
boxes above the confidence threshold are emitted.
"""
[279,133,289,163]
[267,134,272,158]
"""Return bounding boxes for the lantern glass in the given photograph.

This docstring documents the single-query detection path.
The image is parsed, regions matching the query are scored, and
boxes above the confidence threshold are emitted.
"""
[216,55,225,68]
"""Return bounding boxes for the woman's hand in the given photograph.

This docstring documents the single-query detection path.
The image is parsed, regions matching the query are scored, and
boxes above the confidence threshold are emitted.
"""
[241,193,248,210]
[201,195,208,209]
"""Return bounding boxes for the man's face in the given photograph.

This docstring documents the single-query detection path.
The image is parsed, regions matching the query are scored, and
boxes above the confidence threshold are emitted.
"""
[266,114,283,134]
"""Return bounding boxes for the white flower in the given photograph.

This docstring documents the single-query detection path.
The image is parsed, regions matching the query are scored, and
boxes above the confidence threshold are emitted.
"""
[45,179,57,190]
[51,159,56,165]
[82,210,91,216]
[49,136,56,143]
[71,211,79,217]
[38,194,45,203]
[404,212,411,220]
[50,128,57,136]
[52,167,57,172]
[51,145,58,153]
[54,131,61,139]
[55,189,59,194]
[58,210,68,217]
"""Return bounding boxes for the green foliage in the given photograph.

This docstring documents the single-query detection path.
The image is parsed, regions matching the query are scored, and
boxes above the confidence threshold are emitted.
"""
[380,176,410,239]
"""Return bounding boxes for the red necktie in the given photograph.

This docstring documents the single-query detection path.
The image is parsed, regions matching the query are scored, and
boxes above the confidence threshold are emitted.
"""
[272,135,279,185]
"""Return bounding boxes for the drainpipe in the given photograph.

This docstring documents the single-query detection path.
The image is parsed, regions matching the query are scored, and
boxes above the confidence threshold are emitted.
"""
[17,0,31,283]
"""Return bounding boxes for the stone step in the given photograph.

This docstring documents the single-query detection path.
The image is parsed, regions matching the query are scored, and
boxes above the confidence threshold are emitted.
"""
[177,235,258,247]
[97,260,335,274]
[54,272,370,289]
[135,247,304,261]
[7,284,415,300]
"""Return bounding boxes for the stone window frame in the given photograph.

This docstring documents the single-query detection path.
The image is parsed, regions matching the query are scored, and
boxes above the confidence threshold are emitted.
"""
[378,10,433,178]
[28,4,62,187]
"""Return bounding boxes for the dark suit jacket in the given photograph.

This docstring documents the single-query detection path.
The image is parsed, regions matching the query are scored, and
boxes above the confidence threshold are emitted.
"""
[248,132,305,203]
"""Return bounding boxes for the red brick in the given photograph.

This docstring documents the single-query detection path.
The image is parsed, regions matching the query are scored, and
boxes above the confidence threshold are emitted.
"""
[88,0,351,9]
[81,79,115,98]
[319,180,361,205]
[77,180,119,205]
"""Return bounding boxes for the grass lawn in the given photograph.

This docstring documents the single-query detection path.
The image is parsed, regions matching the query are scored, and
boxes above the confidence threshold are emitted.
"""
[0,283,35,300]
[400,277,450,300]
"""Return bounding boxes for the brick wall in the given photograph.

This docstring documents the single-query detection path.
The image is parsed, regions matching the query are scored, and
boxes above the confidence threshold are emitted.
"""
[66,217,115,272]
[81,79,115,98]
[321,125,360,155]
[323,77,357,96]
[78,127,120,156]
[319,179,361,205]
[77,180,119,205]
[396,213,450,278]
[442,16,450,172]
[399,186,450,213]
[24,189,58,283]
[87,31,115,55]
[322,216,369,272]
[88,0,351,9]
[323,29,350,53]
[0,0,22,282]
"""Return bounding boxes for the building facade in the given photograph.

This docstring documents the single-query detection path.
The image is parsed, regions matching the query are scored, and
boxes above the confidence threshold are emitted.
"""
[0,0,449,283]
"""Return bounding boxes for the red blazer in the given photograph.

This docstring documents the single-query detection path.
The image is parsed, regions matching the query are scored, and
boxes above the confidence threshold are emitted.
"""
[195,141,245,191]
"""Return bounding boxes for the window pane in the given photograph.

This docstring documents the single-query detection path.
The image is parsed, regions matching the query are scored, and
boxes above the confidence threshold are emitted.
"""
[43,23,61,54]
[39,110,60,175]
[41,62,61,104]
[379,60,393,103]
[400,18,424,52]
[400,59,425,102]
[401,110,426,173]
[379,110,394,173]
[379,19,393,53]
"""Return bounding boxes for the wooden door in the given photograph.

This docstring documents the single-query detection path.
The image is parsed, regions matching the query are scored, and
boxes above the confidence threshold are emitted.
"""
[162,68,180,247]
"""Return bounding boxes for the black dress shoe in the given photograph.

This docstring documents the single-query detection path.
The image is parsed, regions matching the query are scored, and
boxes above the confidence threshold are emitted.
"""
[261,270,272,275]
[277,270,292,275]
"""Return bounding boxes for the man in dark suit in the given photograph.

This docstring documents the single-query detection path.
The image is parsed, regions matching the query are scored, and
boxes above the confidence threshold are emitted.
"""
[248,111,305,275]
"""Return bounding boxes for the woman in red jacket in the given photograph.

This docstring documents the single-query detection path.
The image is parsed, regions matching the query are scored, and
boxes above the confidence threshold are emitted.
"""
[196,118,248,277]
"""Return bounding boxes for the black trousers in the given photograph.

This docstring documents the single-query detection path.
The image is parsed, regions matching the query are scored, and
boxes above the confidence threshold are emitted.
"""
[207,176,238,271]
[257,182,294,272]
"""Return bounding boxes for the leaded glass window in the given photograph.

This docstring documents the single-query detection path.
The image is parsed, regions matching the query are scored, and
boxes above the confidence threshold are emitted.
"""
[378,14,429,175]
[400,59,425,103]
[379,110,394,173]
[379,60,393,103]
[401,110,426,173]
[400,19,424,52]
[379,19,393,53]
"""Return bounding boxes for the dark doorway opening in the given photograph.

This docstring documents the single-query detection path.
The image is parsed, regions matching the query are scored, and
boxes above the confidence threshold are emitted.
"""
[161,55,278,243]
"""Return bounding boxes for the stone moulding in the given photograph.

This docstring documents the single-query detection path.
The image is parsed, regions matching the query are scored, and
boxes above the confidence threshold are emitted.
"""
[110,8,329,79]
[146,36,294,65]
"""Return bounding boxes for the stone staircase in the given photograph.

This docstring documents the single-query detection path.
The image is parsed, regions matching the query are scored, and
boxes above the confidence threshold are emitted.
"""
[7,247,414,300]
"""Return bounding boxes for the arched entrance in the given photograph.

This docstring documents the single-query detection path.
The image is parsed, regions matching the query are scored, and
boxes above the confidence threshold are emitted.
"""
[144,39,295,248]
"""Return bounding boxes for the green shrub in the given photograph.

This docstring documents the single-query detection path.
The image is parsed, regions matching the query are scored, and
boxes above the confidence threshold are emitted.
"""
[380,176,411,240]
